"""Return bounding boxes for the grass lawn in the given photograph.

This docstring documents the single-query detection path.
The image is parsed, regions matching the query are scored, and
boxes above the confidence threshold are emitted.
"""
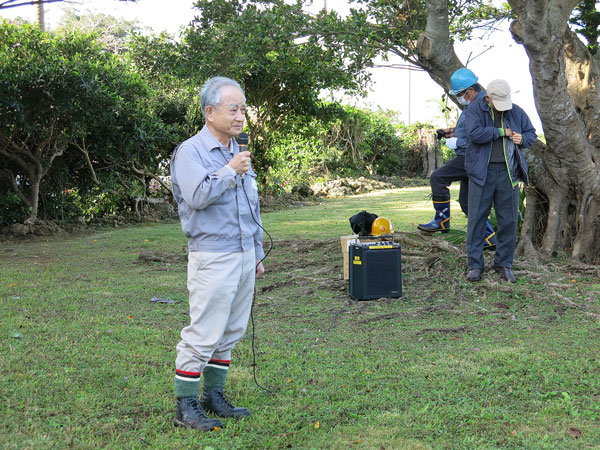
[1,184,599,449]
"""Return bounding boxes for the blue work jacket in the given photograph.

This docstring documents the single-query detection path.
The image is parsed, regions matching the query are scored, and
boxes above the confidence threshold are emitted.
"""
[453,109,468,156]
[464,92,537,187]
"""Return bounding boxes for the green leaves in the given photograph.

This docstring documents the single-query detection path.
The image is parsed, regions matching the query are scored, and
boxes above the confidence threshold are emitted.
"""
[0,23,172,224]
[169,0,376,172]
[569,0,600,55]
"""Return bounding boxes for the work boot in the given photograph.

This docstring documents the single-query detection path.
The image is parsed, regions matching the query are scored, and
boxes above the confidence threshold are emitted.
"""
[466,268,483,282]
[484,220,497,251]
[173,397,223,431]
[494,265,517,283]
[417,195,451,233]
[200,387,251,419]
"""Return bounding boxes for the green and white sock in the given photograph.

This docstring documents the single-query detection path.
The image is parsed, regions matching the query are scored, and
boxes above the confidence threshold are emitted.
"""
[174,368,201,398]
[203,359,230,391]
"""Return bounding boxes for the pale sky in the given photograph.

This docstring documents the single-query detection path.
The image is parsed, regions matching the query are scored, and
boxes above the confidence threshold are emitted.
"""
[1,0,543,132]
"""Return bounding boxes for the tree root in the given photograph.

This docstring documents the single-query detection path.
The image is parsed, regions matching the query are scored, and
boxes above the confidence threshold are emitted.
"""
[394,231,463,255]
[548,287,583,309]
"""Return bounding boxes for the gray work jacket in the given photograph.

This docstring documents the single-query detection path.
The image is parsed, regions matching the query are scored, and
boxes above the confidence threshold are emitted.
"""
[171,126,264,260]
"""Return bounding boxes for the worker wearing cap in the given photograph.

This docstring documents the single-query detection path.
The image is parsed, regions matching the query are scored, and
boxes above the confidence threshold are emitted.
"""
[418,68,496,251]
[464,79,537,283]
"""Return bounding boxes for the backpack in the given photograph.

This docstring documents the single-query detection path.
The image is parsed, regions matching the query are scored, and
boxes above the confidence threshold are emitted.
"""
[349,211,378,236]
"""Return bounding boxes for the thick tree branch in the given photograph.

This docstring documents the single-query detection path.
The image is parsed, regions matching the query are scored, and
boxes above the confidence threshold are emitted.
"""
[130,164,173,195]
[415,0,465,91]
[0,138,32,173]
[72,139,100,185]
[40,138,67,178]
[0,168,31,207]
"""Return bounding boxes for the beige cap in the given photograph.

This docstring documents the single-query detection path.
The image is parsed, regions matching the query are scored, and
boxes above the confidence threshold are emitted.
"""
[487,79,512,111]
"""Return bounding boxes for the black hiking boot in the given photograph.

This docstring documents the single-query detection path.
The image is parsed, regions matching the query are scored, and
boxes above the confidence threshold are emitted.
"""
[173,397,223,431]
[200,387,251,419]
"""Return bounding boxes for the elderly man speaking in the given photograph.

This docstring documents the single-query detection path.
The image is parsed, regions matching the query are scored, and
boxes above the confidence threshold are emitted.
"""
[170,76,265,431]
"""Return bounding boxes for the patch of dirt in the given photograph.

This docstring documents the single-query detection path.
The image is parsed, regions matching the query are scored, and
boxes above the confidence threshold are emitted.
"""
[136,251,188,265]
[415,326,469,335]
[256,279,296,294]
[260,193,318,212]
[253,231,600,331]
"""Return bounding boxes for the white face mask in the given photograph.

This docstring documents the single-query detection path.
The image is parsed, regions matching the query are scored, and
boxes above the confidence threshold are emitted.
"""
[457,94,470,106]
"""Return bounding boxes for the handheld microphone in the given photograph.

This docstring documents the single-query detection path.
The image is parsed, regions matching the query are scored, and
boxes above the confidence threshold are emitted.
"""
[236,132,249,179]
[237,132,249,149]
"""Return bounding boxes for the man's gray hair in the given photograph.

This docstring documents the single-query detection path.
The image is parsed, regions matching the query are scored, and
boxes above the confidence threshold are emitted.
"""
[200,76,244,117]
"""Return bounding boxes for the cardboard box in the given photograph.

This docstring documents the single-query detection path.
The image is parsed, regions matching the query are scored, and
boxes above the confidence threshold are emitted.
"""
[340,235,358,280]
[340,235,385,280]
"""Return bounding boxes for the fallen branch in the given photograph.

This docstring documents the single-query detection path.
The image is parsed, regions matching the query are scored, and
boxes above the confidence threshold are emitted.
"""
[429,238,462,255]
[394,233,425,249]
[513,270,544,279]
[402,255,427,265]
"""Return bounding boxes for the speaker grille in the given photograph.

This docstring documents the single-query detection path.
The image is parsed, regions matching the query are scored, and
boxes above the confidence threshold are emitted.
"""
[349,244,402,300]
[364,251,401,296]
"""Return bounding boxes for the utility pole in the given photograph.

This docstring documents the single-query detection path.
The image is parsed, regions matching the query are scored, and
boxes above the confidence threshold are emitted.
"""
[408,65,412,124]
[323,0,335,101]
[37,0,45,31]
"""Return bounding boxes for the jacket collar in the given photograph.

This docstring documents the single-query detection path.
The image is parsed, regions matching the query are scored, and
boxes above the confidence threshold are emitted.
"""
[475,90,489,112]
[199,125,239,152]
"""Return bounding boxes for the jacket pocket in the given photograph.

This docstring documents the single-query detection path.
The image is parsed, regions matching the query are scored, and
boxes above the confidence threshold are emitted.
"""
[244,173,259,206]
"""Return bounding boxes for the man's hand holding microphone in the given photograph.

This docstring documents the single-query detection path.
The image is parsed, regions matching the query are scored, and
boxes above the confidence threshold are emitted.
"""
[228,151,251,175]
[229,132,251,175]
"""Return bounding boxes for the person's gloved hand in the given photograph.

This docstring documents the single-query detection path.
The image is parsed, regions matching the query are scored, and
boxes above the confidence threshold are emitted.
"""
[436,128,455,140]
[445,137,458,150]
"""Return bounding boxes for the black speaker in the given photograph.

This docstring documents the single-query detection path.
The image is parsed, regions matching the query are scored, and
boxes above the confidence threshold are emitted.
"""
[349,243,402,300]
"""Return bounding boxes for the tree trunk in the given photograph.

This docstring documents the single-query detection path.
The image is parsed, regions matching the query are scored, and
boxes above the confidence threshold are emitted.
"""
[415,0,464,87]
[509,0,600,262]
[416,129,442,177]
[27,177,41,223]
[1,122,66,224]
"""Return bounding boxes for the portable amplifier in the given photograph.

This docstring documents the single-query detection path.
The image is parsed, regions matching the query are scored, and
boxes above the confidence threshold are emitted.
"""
[349,242,402,300]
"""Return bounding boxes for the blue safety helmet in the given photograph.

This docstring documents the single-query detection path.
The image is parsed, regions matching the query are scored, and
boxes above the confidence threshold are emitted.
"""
[449,68,478,95]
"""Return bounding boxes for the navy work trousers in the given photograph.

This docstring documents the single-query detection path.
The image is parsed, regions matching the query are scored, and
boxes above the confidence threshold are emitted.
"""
[467,165,519,270]
[430,154,469,215]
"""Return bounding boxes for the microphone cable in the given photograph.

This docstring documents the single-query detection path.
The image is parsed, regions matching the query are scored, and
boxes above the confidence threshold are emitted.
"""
[240,175,275,394]
[219,139,273,393]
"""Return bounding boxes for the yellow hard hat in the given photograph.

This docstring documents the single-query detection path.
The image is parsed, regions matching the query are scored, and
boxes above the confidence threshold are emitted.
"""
[371,217,393,236]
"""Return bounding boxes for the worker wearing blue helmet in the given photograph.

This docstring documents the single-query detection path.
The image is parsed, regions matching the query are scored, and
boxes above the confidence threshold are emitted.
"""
[418,68,497,250]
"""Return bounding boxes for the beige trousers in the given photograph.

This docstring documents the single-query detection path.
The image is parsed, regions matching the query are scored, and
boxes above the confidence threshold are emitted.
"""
[175,249,256,373]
